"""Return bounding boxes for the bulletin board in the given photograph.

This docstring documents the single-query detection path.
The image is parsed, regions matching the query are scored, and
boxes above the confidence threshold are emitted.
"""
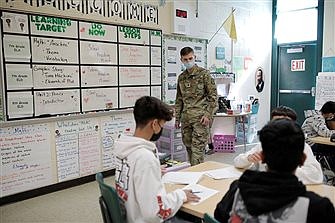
[163,34,207,104]
[315,72,335,110]
[0,11,162,121]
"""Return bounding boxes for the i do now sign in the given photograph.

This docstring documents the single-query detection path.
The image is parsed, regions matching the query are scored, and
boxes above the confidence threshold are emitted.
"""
[291,59,305,71]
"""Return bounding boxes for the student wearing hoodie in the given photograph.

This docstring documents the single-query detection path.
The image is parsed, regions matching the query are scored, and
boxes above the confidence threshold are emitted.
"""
[234,106,323,185]
[214,119,335,223]
[113,96,200,223]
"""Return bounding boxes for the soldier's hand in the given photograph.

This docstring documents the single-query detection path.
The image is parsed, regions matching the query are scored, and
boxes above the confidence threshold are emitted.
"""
[200,116,210,126]
[175,121,180,129]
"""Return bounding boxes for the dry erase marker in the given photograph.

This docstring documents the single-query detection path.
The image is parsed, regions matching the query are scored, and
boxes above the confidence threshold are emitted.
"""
[191,191,202,194]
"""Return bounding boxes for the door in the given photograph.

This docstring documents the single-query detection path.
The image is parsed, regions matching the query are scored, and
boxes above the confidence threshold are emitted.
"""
[277,43,317,125]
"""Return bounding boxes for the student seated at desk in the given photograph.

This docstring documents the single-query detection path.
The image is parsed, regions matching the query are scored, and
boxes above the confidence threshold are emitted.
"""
[214,119,335,223]
[302,101,335,149]
[234,106,323,185]
[114,96,200,223]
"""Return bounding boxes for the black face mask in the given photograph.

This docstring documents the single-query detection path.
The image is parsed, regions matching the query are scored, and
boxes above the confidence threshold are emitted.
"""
[150,128,163,141]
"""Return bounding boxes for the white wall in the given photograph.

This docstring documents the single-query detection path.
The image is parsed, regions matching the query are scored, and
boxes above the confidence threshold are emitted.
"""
[160,0,273,129]
[323,0,335,57]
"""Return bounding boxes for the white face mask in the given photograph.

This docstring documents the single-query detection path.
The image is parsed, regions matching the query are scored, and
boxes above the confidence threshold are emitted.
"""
[183,60,195,69]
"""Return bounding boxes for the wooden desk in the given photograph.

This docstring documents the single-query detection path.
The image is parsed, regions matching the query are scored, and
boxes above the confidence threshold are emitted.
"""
[165,161,335,218]
[309,136,335,146]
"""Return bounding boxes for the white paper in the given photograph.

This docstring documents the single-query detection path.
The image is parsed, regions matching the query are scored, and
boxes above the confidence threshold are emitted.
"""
[4,35,31,61]
[162,171,203,185]
[182,184,219,205]
[205,166,242,180]
[7,92,33,116]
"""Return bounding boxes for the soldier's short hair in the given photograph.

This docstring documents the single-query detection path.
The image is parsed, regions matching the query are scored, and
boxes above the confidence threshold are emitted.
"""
[271,106,297,121]
[133,96,173,128]
[180,47,194,57]
[259,119,305,173]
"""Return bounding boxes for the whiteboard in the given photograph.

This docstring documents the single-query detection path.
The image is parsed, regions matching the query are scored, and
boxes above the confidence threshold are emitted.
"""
[315,72,335,110]
[151,86,162,99]
[34,89,80,115]
[80,41,117,64]
[1,11,162,121]
[0,124,53,196]
[31,37,78,63]
[119,87,150,108]
[32,65,80,89]
[82,88,118,111]
[81,66,118,87]
[119,45,149,65]
[119,67,150,85]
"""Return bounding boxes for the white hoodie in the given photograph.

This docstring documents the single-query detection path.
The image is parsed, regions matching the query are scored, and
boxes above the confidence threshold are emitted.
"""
[113,135,186,223]
[233,143,323,185]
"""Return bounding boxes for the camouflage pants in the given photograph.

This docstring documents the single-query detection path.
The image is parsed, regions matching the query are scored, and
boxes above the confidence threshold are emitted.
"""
[181,119,209,166]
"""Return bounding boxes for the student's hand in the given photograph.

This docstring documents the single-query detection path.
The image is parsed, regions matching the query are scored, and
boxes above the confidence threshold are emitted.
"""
[247,152,263,163]
[183,190,201,203]
[175,121,180,129]
[200,116,210,126]
[160,165,167,176]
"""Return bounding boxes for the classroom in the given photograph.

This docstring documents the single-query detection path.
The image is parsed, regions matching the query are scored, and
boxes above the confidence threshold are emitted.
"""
[0,0,334,222]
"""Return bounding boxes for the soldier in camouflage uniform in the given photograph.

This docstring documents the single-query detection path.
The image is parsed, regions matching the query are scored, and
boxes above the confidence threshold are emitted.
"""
[175,47,218,166]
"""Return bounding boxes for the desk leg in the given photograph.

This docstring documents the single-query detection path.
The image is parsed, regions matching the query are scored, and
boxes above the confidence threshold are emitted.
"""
[242,116,247,152]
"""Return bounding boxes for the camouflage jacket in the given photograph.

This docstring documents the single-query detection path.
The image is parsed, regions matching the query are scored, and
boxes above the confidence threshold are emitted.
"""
[175,65,217,122]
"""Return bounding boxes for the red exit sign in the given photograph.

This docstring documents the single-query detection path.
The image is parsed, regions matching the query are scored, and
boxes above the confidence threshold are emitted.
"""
[176,9,187,18]
[291,59,305,71]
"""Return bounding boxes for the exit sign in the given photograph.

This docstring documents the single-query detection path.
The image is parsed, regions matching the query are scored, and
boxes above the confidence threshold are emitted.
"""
[291,59,305,71]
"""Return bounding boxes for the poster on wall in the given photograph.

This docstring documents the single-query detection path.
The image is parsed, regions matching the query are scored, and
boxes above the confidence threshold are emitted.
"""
[163,35,207,104]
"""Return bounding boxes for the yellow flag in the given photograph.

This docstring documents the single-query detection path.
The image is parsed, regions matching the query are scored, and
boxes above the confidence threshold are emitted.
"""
[223,11,237,42]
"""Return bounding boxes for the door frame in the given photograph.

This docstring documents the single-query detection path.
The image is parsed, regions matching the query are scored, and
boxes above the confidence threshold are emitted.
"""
[271,0,324,113]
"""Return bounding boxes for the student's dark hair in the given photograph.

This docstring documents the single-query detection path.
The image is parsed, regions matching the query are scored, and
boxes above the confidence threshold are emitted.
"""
[271,105,297,121]
[180,47,194,57]
[133,96,173,128]
[320,101,335,114]
[259,119,305,173]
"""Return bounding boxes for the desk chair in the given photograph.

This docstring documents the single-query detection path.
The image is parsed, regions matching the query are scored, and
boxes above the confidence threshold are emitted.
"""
[96,173,126,223]
[203,213,220,223]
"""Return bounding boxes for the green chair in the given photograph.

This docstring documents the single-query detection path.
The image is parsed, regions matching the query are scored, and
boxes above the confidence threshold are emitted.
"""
[96,173,126,223]
[203,213,220,223]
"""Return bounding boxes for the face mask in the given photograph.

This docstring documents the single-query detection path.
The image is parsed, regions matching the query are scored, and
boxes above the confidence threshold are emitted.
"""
[150,128,163,141]
[184,60,195,70]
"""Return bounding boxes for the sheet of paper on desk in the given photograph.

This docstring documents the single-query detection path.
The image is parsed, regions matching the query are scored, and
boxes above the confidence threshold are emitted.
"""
[182,184,219,205]
[162,171,203,184]
[205,166,242,179]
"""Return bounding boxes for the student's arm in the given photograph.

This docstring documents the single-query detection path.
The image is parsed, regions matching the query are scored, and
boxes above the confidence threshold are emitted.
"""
[134,159,186,222]
[175,76,183,126]
[214,180,238,222]
[295,144,323,184]
[204,71,218,120]
[233,144,262,168]
[311,116,335,137]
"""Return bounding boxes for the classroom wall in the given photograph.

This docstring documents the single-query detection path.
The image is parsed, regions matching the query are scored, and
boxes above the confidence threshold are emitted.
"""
[323,0,335,57]
[160,0,272,129]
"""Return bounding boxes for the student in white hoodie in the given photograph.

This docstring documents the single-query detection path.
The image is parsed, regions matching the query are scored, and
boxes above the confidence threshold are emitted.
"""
[114,96,200,223]
[234,106,323,185]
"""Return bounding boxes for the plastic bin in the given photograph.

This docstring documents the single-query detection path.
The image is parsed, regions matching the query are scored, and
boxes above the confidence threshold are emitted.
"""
[213,134,236,153]
[161,125,182,141]
[171,151,188,162]
[251,104,259,114]
[156,139,185,154]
